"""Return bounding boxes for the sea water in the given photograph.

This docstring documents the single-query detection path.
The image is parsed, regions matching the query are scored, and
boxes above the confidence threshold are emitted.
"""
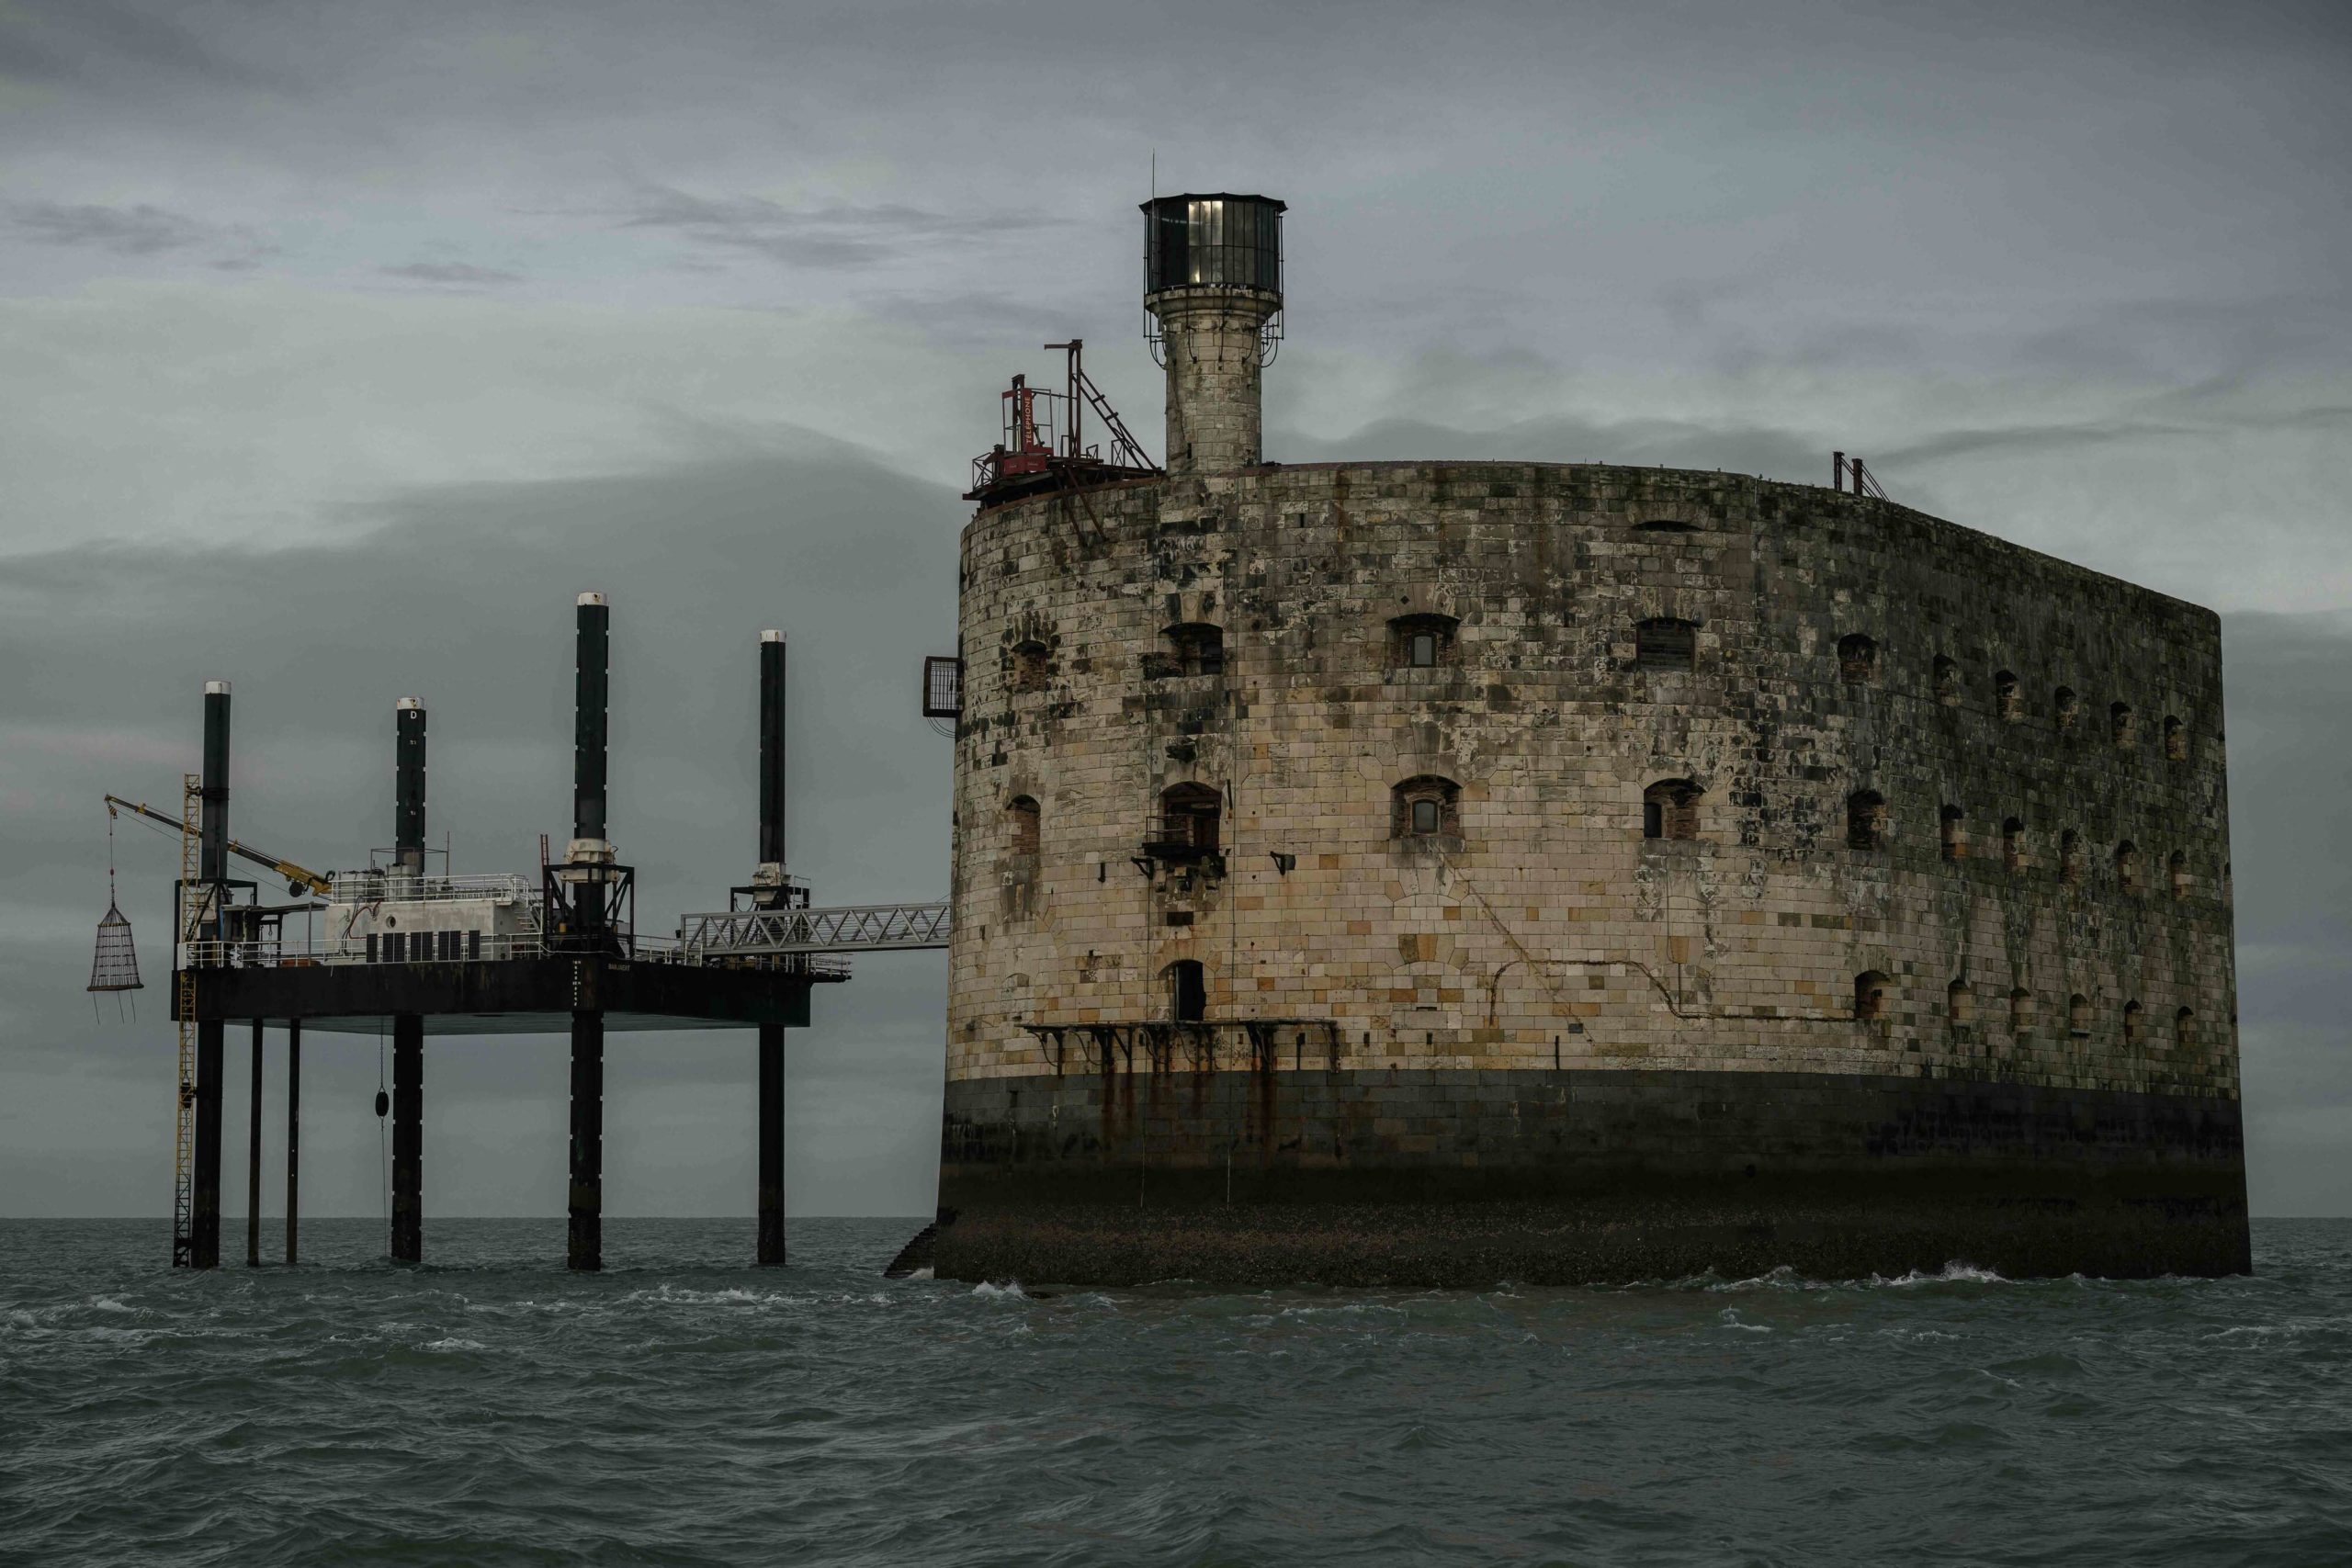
[4,1216,2347,1565]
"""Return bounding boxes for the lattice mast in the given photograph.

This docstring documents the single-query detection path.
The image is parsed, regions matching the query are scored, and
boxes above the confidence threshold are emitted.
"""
[172,772,200,1268]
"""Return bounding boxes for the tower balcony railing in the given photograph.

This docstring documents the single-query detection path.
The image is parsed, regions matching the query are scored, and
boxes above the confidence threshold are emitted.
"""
[1140,815,1222,868]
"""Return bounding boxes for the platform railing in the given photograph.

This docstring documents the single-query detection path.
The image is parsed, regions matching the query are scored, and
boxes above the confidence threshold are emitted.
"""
[182,931,550,968]
[178,930,851,979]
[325,872,538,906]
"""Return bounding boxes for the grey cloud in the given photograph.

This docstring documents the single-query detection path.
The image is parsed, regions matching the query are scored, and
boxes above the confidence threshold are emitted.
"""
[11,200,208,255]
[1283,412,1830,491]
[7,199,278,273]
[380,261,525,287]
[0,0,283,89]
[614,189,1049,270]
[1879,419,2205,468]
[886,290,1094,350]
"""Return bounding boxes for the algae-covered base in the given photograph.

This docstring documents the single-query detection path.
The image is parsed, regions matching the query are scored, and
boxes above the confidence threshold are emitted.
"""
[916,1066,2252,1288]
[922,1190,2249,1290]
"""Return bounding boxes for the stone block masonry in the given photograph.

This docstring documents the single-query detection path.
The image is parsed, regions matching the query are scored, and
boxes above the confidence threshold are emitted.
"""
[925,458,2247,1285]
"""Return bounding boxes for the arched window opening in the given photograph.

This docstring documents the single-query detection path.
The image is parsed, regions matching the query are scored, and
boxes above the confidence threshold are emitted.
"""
[1948,979,1975,1028]
[2123,1000,2145,1047]
[1939,805,1966,862]
[2116,840,2142,896]
[2059,829,2084,886]
[2003,817,2027,874]
[2176,1007,2196,1051]
[1389,613,1458,671]
[1847,790,1888,852]
[1643,779,1702,841]
[2068,993,2092,1039]
[1009,639,1050,694]
[1007,795,1041,857]
[1855,971,1892,1023]
[1161,622,1225,677]
[2054,685,2079,730]
[1995,670,2021,721]
[1635,617,1698,671]
[2165,714,2188,761]
[2009,988,2035,1035]
[1148,782,1221,861]
[1165,960,1206,1023]
[1933,656,1961,705]
[2169,850,2190,901]
[2110,701,2136,750]
[1838,634,1879,683]
[1392,775,1462,840]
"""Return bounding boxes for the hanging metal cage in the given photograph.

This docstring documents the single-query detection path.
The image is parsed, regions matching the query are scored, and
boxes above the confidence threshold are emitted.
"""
[87,899,144,992]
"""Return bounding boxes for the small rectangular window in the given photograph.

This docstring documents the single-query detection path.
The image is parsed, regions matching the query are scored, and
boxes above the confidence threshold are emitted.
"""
[1635,619,1697,671]
[1410,633,1437,667]
[366,933,379,963]
[1411,798,1440,834]
[385,931,404,963]
[468,929,482,960]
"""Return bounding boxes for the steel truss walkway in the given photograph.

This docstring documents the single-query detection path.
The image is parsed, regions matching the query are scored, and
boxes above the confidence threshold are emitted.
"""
[677,900,951,959]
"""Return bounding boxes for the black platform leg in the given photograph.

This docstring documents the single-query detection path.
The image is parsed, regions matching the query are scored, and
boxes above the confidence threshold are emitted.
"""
[246,1018,264,1268]
[193,1020,224,1269]
[391,1014,423,1264]
[757,1023,785,1266]
[569,1010,604,1271]
[285,1021,300,1267]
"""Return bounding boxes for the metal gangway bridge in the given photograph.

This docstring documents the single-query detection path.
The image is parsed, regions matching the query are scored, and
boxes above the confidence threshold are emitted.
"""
[677,900,951,960]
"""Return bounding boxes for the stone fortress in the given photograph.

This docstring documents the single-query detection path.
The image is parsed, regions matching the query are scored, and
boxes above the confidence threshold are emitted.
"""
[923,192,2249,1286]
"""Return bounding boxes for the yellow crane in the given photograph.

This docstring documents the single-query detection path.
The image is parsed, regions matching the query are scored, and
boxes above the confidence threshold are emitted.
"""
[106,789,334,1266]
[102,794,335,898]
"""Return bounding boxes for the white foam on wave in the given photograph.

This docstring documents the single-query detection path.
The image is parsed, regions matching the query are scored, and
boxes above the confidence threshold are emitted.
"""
[971,1280,1027,1301]
[623,1284,778,1308]
[423,1337,486,1352]
[1706,1265,1807,1292]
[1717,1308,1772,1333]
[1875,1262,2007,1287]
[1697,1260,2011,1292]
[2210,1317,2351,1346]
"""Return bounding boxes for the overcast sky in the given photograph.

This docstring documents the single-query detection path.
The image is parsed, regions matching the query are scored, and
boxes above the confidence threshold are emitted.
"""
[5,0,2347,1232]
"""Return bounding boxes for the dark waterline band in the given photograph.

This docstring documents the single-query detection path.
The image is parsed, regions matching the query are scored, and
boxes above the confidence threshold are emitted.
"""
[925,1066,2251,1286]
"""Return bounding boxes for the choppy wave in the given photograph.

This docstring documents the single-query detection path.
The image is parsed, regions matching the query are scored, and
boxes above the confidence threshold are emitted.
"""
[5,1216,2348,1566]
